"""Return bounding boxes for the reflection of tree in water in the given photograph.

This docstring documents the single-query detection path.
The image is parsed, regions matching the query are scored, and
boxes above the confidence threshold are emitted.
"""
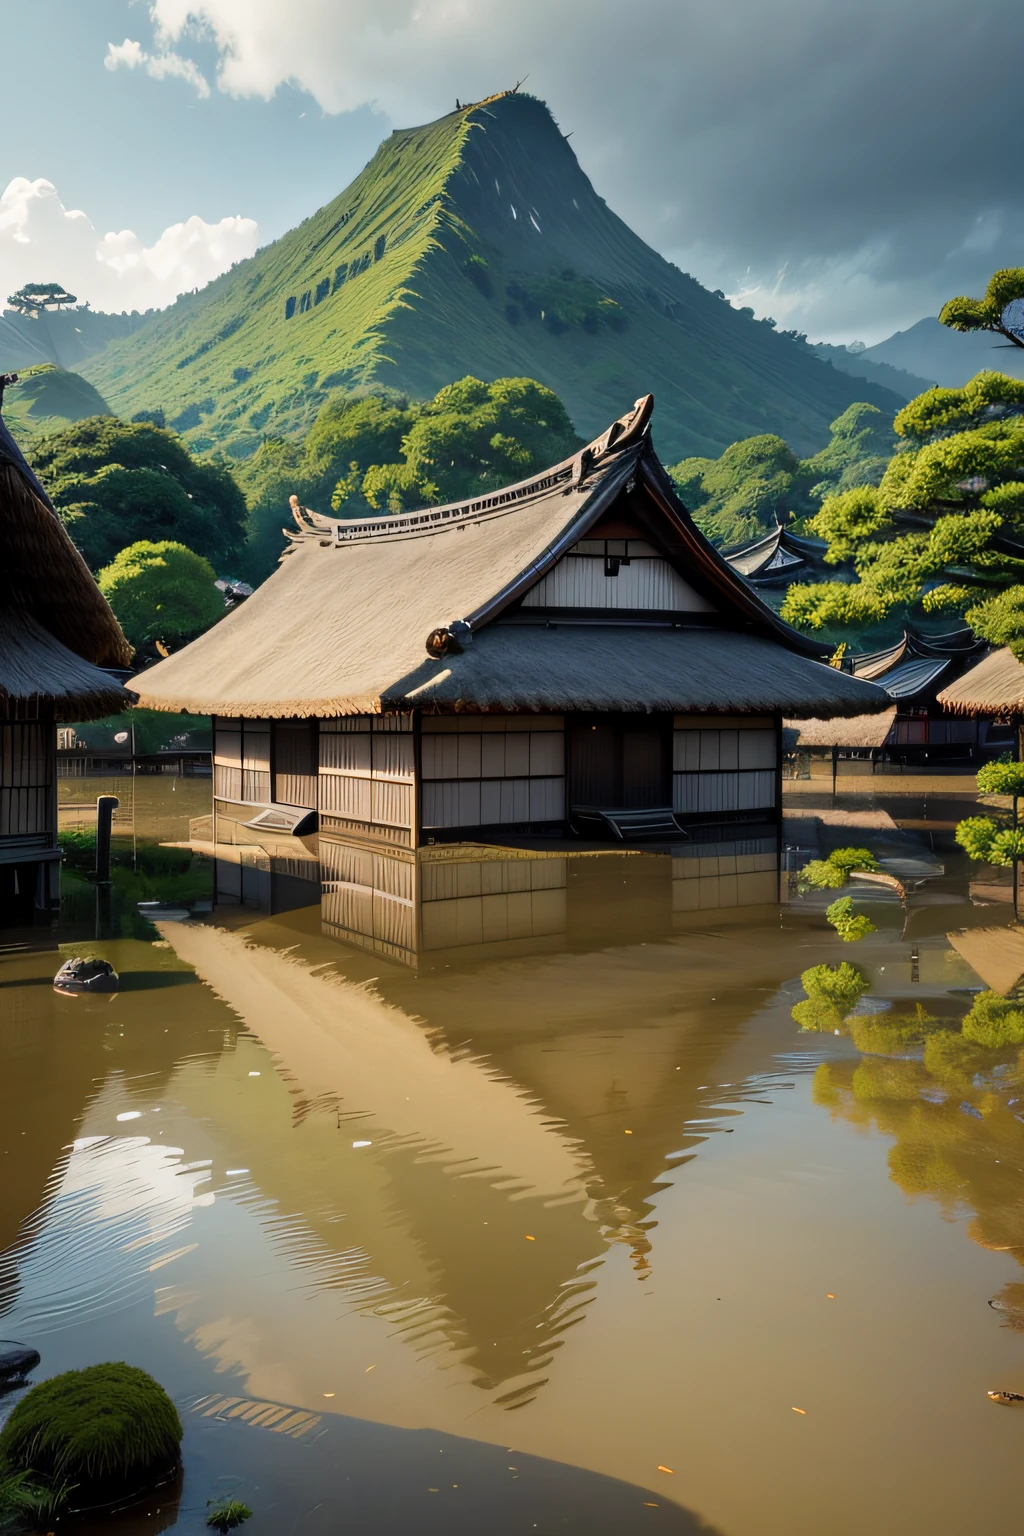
[794,957,1024,1280]
[813,1041,1024,1263]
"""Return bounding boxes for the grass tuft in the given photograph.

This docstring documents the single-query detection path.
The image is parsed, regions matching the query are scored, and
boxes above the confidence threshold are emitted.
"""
[0,1363,182,1493]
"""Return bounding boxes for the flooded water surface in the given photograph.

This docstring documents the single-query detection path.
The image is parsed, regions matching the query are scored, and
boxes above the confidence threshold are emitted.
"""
[3,781,1024,1533]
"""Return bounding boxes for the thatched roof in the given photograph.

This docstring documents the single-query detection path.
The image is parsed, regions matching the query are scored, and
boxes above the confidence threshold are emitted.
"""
[382,624,890,715]
[947,924,1024,995]
[783,708,897,749]
[0,407,131,719]
[134,396,889,720]
[937,648,1024,717]
[0,611,128,720]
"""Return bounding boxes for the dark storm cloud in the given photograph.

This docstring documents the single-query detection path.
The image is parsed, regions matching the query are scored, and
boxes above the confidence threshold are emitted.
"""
[149,0,1024,337]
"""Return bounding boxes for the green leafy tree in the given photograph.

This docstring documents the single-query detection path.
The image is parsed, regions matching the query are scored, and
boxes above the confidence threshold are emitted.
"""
[362,376,581,511]
[240,377,581,582]
[97,541,223,654]
[939,268,1024,350]
[669,404,895,549]
[31,416,246,571]
[960,992,1024,1048]
[6,280,78,314]
[781,371,1024,638]
[955,759,1024,916]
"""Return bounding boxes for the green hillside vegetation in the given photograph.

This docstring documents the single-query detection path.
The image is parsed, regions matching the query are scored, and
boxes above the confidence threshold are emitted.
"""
[779,370,1024,648]
[30,416,247,571]
[98,540,224,656]
[242,374,580,580]
[80,91,902,466]
[1,364,112,442]
[670,402,895,547]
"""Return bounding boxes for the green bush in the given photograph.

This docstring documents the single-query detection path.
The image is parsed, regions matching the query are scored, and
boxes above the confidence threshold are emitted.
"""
[923,1031,989,1082]
[207,1497,253,1532]
[0,1363,182,1498]
[850,1006,941,1058]
[799,847,878,890]
[792,997,846,1033]
[961,991,1024,1049]
[800,961,869,1010]
[825,896,876,942]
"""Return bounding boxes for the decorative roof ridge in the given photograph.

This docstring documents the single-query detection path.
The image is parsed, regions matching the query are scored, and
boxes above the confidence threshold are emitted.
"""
[283,395,655,555]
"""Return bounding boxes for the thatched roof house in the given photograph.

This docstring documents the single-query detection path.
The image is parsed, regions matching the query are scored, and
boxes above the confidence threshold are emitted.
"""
[937,648,1024,718]
[139,396,887,874]
[137,397,882,723]
[784,628,994,760]
[784,710,898,750]
[1,390,130,926]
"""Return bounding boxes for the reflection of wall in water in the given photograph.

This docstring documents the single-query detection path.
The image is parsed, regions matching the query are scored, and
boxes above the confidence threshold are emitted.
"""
[318,836,780,966]
[672,837,779,916]
[321,841,567,966]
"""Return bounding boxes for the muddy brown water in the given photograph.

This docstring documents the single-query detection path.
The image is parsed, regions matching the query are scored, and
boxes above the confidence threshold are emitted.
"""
[2,779,1024,1533]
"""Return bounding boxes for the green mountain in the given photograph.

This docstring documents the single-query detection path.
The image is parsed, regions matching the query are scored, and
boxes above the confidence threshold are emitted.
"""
[81,91,902,464]
[1,365,112,442]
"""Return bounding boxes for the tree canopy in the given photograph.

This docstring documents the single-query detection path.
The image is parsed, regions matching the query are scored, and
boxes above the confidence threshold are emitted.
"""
[31,417,247,572]
[668,403,895,548]
[780,371,1024,645]
[97,541,223,654]
[6,281,78,315]
[939,268,1024,350]
[241,376,581,581]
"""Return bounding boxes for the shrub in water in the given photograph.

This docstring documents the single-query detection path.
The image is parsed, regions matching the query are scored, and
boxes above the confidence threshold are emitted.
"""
[801,962,869,1010]
[852,1057,923,1102]
[799,847,878,890]
[207,1497,253,1531]
[792,996,846,1033]
[825,896,876,942]
[923,1031,989,1083]
[0,1363,182,1502]
[961,991,1024,1049]
[850,1006,940,1058]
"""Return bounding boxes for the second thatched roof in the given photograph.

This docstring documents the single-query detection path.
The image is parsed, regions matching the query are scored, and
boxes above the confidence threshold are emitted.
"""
[937,648,1024,717]
[1,406,131,720]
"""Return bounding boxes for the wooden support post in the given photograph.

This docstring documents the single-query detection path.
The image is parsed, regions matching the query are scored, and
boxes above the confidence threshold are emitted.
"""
[94,795,119,882]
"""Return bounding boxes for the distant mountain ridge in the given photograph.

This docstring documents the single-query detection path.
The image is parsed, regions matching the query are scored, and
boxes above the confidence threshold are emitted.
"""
[0,307,146,373]
[810,342,933,402]
[81,91,903,463]
[861,317,1024,390]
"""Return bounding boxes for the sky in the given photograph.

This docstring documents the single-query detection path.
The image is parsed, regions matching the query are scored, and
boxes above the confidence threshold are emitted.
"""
[1,0,1020,344]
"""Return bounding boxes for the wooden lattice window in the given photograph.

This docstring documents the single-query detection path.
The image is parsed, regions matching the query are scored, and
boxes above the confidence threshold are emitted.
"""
[0,721,52,837]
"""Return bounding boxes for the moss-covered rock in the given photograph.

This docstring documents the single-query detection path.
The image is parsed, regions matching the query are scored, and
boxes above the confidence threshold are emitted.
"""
[0,1363,182,1504]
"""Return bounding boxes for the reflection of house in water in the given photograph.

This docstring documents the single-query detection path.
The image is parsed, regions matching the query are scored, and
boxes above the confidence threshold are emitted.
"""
[133,395,882,951]
[160,878,795,1400]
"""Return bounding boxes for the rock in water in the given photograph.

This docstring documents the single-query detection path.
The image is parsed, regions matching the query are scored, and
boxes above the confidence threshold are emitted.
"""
[988,1389,1024,1406]
[53,957,118,993]
[0,1342,41,1384]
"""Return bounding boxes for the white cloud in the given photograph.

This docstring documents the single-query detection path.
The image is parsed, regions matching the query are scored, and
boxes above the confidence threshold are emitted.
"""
[104,35,210,98]
[0,178,258,313]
